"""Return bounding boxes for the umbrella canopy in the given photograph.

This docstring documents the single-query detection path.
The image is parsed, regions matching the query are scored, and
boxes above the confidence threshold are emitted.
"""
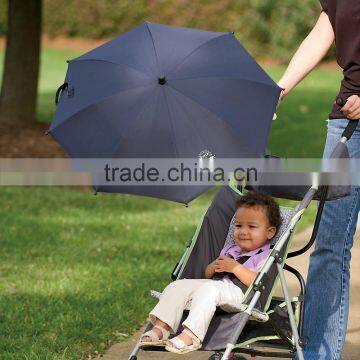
[49,21,281,203]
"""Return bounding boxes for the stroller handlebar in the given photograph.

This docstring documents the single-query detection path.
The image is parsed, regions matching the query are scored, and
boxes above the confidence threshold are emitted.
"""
[335,97,359,141]
[341,120,359,141]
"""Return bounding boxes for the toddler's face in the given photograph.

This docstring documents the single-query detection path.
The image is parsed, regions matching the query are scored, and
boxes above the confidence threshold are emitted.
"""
[233,206,276,252]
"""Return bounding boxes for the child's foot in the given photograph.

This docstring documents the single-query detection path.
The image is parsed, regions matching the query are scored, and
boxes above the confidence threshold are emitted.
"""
[165,328,202,354]
[140,325,170,347]
[167,331,193,346]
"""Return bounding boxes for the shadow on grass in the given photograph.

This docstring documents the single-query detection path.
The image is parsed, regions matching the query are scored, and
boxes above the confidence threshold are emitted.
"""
[1,187,213,215]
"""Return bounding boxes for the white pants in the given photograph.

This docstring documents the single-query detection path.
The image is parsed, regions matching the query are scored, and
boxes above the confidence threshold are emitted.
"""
[149,278,244,342]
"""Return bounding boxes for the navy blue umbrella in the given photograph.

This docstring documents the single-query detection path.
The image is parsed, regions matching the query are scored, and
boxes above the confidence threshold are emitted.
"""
[49,21,281,203]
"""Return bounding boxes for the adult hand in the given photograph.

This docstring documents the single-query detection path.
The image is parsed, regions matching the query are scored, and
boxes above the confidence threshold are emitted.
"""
[214,256,239,273]
[279,88,286,101]
[341,95,360,120]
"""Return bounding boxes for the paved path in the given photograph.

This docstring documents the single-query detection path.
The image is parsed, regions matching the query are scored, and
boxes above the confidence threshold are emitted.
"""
[104,224,360,360]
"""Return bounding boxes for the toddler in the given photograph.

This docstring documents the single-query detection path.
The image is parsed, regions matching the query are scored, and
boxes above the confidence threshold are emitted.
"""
[140,191,281,354]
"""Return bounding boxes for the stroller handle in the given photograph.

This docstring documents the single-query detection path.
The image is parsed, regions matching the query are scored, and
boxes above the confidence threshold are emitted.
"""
[336,97,359,141]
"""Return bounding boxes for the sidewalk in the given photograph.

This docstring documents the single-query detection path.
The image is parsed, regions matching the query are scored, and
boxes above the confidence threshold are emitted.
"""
[104,224,360,360]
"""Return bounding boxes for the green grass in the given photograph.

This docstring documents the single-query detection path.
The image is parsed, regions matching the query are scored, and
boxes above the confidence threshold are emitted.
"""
[37,48,81,123]
[0,186,315,359]
[267,67,342,157]
[0,47,337,358]
[0,187,212,359]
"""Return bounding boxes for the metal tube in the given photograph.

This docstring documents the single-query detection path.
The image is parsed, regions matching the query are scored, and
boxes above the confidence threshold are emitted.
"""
[294,186,317,212]
[276,263,304,360]
[288,185,328,258]
[173,248,189,278]
[221,343,235,360]
[283,264,305,338]
[128,340,141,359]
[226,291,262,350]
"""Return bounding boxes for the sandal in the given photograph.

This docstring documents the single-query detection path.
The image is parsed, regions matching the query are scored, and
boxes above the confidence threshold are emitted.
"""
[165,328,202,354]
[139,325,170,347]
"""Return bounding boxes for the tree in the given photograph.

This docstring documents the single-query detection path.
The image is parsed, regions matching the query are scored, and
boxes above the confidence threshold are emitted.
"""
[0,0,42,125]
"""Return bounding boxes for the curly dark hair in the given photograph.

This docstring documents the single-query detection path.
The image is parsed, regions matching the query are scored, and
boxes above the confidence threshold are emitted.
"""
[236,191,282,229]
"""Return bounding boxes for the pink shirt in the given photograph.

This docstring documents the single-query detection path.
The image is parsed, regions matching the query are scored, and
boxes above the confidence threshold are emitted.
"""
[219,242,271,283]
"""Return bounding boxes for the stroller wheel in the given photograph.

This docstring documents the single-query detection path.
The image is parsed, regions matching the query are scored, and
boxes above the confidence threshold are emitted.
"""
[208,354,222,360]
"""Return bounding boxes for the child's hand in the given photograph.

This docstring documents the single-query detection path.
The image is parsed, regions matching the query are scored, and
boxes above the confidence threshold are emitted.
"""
[214,256,239,273]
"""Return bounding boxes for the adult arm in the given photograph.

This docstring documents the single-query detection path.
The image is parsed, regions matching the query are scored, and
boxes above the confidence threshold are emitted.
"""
[278,11,334,98]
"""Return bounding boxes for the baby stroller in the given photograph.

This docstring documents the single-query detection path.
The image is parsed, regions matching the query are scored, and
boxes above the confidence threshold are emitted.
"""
[128,119,358,360]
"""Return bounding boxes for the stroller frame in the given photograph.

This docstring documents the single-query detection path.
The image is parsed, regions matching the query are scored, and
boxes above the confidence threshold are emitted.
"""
[129,119,358,360]
[129,183,326,360]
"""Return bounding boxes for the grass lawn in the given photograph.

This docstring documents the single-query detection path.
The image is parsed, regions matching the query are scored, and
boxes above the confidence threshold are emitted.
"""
[267,67,342,157]
[0,47,342,358]
[0,187,212,359]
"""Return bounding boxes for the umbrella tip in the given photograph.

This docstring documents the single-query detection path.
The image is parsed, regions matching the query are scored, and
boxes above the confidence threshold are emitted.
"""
[158,76,166,85]
[185,203,189,208]
[45,130,49,135]
[94,190,98,195]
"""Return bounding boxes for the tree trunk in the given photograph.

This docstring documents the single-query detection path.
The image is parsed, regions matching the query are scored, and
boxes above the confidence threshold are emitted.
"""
[0,0,42,125]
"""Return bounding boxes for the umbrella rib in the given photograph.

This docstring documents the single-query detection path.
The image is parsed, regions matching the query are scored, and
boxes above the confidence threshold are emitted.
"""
[167,33,229,77]
[170,75,278,89]
[50,83,155,133]
[145,22,160,75]
[71,58,153,79]
[111,87,161,157]
[165,84,263,156]
[162,87,180,159]
[166,87,211,154]
[159,88,192,201]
